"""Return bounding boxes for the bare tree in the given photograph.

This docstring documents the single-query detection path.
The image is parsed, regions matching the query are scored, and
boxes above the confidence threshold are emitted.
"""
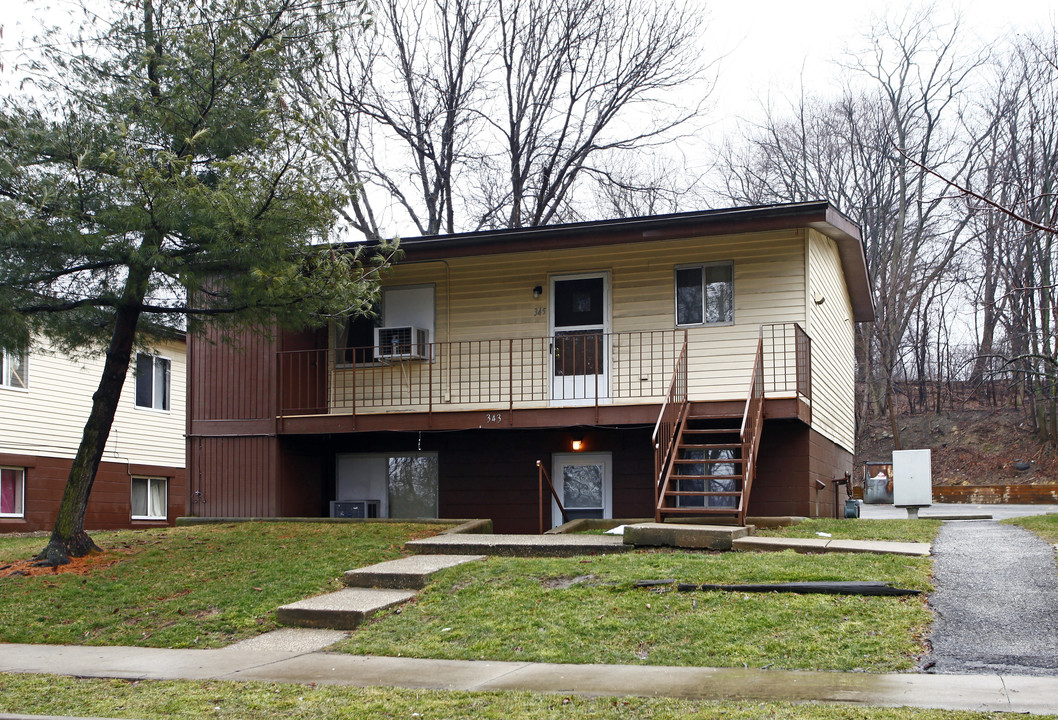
[300,0,713,237]
[299,0,491,239]
[716,7,982,447]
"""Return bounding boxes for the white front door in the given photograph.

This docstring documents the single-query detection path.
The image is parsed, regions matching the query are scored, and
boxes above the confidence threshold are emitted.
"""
[552,452,612,527]
[550,273,609,404]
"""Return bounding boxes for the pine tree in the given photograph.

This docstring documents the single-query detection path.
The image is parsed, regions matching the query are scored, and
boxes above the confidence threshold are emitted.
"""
[0,0,391,565]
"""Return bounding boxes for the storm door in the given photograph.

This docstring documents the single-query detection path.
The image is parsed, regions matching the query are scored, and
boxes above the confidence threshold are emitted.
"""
[550,273,609,404]
[552,453,612,528]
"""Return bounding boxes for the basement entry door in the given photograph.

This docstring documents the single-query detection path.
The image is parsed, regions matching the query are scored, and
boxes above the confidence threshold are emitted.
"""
[552,452,612,528]
[550,273,609,404]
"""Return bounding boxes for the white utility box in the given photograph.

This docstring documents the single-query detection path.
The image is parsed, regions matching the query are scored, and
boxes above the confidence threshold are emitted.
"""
[892,449,932,517]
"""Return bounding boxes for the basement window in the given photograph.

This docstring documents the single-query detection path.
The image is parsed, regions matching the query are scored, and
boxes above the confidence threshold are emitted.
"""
[0,467,25,518]
[131,476,167,520]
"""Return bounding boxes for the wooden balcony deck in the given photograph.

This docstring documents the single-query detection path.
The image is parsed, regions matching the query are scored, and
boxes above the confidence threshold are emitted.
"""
[274,324,810,434]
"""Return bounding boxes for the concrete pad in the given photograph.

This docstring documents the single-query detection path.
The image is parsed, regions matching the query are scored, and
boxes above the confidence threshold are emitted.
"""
[229,652,529,690]
[276,588,415,630]
[344,554,484,590]
[5,643,1058,714]
[732,536,931,557]
[406,533,630,557]
[224,628,348,653]
[825,539,931,557]
[733,536,831,553]
[745,516,807,528]
[623,523,748,550]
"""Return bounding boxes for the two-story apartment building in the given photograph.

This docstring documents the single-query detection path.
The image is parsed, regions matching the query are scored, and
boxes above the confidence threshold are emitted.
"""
[187,201,873,532]
[0,336,187,533]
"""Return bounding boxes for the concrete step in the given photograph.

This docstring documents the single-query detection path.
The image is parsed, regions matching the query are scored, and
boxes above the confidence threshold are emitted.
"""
[344,554,485,590]
[276,588,415,630]
[622,522,749,550]
[406,533,630,557]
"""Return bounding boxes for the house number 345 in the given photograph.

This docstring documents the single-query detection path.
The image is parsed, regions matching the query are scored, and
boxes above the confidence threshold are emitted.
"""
[485,413,503,424]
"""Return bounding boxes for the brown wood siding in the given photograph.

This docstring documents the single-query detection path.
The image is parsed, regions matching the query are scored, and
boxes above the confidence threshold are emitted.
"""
[748,422,852,518]
[188,325,278,422]
[187,436,278,518]
[278,437,329,517]
[0,453,186,534]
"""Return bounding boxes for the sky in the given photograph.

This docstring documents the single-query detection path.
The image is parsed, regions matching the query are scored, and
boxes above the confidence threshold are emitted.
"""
[704,0,1056,133]
[4,0,1056,126]
[1,0,1055,238]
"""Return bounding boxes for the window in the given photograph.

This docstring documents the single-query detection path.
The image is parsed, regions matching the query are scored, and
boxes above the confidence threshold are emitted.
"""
[336,285,435,365]
[135,353,170,410]
[335,453,439,519]
[675,263,733,326]
[0,467,25,518]
[131,476,167,520]
[0,349,28,389]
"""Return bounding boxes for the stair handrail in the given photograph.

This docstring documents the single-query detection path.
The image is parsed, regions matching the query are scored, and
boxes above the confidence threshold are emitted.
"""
[652,331,689,520]
[738,330,766,525]
[538,460,569,534]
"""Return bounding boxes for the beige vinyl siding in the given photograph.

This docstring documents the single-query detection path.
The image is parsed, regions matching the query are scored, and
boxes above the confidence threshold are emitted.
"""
[806,229,857,452]
[341,230,807,411]
[0,337,186,468]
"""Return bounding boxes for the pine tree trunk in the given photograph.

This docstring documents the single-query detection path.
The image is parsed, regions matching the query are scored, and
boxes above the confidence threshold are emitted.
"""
[36,299,147,565]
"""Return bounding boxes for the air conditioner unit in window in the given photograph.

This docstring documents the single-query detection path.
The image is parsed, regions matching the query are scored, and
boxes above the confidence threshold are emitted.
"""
[330,499,381,519]
[375,326,430,360]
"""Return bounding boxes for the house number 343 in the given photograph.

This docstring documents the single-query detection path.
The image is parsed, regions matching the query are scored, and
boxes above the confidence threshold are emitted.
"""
[485,413,503,424]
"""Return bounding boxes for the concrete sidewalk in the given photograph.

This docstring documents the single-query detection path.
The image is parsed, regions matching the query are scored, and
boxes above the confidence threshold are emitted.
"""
[2,640,1058,715]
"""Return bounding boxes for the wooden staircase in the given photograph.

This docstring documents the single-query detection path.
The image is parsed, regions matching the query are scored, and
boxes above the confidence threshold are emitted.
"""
[653,329,767,527]
[658,415,747,524]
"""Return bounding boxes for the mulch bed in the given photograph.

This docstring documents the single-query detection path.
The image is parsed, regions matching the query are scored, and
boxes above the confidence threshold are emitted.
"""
[0,551,123,579]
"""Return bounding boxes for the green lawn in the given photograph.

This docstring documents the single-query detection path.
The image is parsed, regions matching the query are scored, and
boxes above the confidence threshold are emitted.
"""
[1003,513,1058,543]
[1,674,1046,720]
[0,522,444,648]
[755,518,941,544]
[338,548,933,672]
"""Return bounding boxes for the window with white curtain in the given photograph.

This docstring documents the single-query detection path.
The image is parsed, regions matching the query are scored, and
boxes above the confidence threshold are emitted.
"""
[0,467,24,517]
[131,476,167,519]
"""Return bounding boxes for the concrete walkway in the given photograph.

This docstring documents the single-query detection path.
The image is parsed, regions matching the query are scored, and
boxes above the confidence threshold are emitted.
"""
[2,639,1058,715]
[927,519,1058,675]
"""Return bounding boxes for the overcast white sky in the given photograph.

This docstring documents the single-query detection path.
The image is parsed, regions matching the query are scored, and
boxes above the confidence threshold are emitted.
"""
[4,0,1056,126]
[705,0,1056,131]
[1,0,1055,238]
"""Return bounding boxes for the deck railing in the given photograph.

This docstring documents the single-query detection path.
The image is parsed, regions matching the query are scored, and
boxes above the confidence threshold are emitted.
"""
[277,330,685,417]
[738,331,767,525]
[652,333,689,517]
[276,323,811,419]
[760,322,811,402]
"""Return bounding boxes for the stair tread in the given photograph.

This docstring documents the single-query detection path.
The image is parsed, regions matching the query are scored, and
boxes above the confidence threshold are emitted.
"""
[658,507,743,515]
[667,490,743,496]
[673,476,744,482]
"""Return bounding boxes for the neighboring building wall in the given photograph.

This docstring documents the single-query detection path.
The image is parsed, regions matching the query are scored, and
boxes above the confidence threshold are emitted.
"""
[0,337,187,533]
[805,229,858,452]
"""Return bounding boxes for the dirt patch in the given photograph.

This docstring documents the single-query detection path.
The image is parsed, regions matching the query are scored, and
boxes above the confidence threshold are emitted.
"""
[0,551,125,579]
[541,574,596,589]
[857,408,1058,485]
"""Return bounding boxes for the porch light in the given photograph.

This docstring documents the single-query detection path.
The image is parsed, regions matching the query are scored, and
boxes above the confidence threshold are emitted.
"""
[571,433,584,451]
[533,285,543,299]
